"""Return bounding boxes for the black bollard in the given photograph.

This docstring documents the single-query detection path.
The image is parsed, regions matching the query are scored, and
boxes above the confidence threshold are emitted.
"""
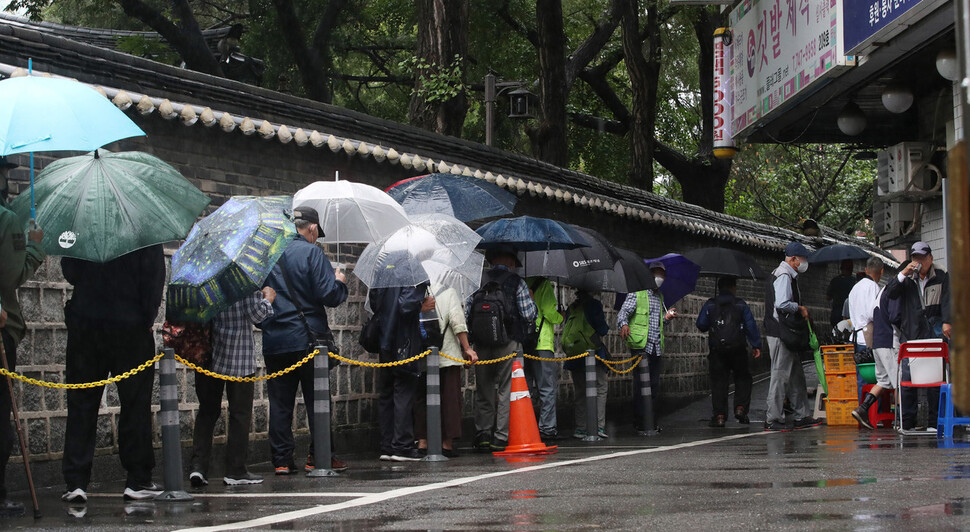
[155,348,193,501]
[422,347,448,462]
[582,352,602,442]
[307,344,338,477]
[638,356,659,436]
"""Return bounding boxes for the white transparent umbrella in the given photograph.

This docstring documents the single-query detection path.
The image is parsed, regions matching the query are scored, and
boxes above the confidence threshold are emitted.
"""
[292,180,410,244]
[353,224,476,289]
[425,251,485,301]
[408,213,481,264]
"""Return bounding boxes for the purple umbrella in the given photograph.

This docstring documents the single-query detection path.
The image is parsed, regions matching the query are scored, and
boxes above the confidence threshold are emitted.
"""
[643,253,700,306]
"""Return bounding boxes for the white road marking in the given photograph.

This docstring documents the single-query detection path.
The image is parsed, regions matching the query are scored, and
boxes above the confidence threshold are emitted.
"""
[191,492,378,498]
[175,430,770,532]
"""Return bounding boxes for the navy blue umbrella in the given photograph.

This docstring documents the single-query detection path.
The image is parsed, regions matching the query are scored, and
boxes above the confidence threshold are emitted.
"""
[643,253,701,306]
[807,244,870,264]
[475,216,589,252]
[386,173,518,222]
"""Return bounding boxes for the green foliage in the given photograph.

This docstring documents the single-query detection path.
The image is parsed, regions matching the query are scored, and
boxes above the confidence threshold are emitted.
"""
[400,54,466,103]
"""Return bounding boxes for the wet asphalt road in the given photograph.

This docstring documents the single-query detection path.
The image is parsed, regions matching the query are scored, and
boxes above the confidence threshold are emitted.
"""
[4,367,970,531]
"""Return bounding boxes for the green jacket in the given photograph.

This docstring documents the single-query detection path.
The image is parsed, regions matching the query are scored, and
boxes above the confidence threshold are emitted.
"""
[527,277,563,352]
[0,203,46,345]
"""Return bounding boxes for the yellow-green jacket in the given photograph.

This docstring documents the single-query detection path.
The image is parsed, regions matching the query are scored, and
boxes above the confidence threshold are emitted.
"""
[527,277,563,352]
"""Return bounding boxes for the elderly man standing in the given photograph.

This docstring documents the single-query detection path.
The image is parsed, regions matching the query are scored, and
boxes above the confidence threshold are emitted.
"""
[0,157,45,517]
[763,242,821,432]
[849,258,885,428]
[885,241,951,431]
[261,207,348,474]
[618,261,676,430]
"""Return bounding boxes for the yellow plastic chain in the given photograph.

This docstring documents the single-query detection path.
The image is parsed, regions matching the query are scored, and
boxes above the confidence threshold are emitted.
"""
[327,349,431,368]
[174,350,319,382]
[598,354,642,366]
[0,352,165,389]
[522,351,590,362]
[595,354,643,375]
[437,351,520,365]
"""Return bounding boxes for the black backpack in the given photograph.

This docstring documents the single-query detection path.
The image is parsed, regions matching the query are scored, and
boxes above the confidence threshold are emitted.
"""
[468,270,523,347]
[708,298,746,352]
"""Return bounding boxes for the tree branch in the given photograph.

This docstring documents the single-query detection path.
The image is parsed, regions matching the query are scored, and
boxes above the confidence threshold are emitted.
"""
[565,0,623,87]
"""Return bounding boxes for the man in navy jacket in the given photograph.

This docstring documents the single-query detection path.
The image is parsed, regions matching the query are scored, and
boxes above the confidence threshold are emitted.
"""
[262,207,347,474]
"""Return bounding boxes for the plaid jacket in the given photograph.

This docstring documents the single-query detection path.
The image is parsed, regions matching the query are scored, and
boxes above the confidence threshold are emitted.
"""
[212,292,274,377]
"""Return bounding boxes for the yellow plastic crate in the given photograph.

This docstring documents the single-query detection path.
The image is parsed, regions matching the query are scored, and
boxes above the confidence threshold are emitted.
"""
[823,351,856,373]
[825,399,857,426]
[825,373,858,400]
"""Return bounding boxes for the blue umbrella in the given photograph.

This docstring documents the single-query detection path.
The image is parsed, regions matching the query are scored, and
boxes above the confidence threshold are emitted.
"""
[0,65,146,219]
[643,253,701,306]
[807,244,870,264]
[386,173,517,222]
[475,216,589,252]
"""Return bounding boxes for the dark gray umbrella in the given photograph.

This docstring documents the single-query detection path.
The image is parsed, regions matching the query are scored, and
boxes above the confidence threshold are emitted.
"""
[807,244,871,263]
[683,247,767,280]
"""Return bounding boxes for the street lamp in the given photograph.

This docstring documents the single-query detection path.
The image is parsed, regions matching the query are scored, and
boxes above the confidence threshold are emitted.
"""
[484,72,537,146]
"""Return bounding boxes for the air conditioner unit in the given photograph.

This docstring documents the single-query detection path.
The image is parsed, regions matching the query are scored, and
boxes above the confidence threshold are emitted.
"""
[876,151,890,196]
[883,203,917,237]
[886,142,934,193]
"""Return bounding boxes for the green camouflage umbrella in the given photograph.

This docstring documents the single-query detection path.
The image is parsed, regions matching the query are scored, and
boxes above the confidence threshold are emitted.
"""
[8,149,210,262]
[167,196,296,323]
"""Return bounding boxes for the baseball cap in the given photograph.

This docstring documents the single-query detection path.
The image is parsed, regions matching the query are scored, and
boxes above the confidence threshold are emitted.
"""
[293,206,324,235]
[785,241,810,258]
[647,261,666,271]
[910,241,931,256]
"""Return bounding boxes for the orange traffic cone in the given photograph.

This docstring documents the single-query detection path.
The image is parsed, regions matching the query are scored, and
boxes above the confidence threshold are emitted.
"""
[493,360,558,456]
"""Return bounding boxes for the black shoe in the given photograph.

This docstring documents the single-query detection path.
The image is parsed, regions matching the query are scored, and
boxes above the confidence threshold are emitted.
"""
[390,449,422,462]
[709,415,726,428]
[473,432,491,452]
[539,430,563,441]
[490,439,508,452]
[274,463,299,475]
[0,499,24,518]
[442,448,459,458]
[764,421,791,432]
[123,482,162,500]
[794,417,823,430]
[851,406,875,429]
[735,407,750,424]
[189,471,208,487]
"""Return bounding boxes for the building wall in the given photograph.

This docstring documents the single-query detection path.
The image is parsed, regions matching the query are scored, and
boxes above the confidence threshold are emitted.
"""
[5,117,841,466]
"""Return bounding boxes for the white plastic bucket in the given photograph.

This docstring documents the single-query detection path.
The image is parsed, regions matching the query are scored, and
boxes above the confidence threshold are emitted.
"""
[909,357,944,385]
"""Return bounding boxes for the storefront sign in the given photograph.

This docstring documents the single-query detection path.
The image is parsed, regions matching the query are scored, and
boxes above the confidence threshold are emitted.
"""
[841,0,948,55]
[713,28,736,158]
[730,0,850,137]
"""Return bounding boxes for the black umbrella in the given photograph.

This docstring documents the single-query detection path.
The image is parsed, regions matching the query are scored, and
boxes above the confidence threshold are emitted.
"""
[683,247,767,279]
[616,249,658,292]
[558,226,626,292]
[807,244,871,263]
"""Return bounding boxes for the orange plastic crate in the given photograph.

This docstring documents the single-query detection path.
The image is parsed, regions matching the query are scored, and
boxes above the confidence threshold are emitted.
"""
[825,399,856,425]
[823,351,855,373]
[821,344,854,353]
[825,373,858,400]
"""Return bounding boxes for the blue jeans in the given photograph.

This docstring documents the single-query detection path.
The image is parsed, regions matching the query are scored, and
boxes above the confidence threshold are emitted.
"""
[523,350,559,434]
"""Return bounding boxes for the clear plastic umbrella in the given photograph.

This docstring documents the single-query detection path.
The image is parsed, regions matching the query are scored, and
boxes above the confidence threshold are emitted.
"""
[292,180,410,243]
[353,224,476,289]
[425,251,485,301]
[408,213,482,264]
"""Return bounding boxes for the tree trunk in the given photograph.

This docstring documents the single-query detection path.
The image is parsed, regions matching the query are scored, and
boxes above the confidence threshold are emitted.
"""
[409,0,470,137]
[271,0,348,103]
[531,0,568,167]
[620,0,661,192]
[117,0,223,76]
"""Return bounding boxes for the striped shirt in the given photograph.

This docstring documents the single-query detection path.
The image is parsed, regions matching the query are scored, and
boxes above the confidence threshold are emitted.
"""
[212,292,274,377]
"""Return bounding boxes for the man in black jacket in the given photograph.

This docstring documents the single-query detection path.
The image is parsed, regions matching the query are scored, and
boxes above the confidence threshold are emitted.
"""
[60,245,165,503]
[885,241,951,430]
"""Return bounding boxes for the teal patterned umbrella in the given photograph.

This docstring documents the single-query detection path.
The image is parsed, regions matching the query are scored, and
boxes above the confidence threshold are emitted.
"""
[167,196,296,323]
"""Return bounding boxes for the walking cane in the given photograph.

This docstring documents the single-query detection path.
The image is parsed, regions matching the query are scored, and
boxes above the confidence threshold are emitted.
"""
[0,339,40,518]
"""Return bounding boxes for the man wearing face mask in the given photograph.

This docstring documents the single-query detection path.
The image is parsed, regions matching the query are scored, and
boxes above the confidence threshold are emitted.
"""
[261,207,348,474]
[885,241,950,430]
[0,157,45,517]
[763,241,821,432]
[618,261,677,429]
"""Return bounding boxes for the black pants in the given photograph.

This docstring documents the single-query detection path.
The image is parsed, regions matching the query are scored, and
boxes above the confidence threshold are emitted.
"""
[900,363,941,428]
[265,351,316,467]
[0,331,17,500]
[62,320,156,491]
[190,372,255,477]
[708,347,752,417]
[633,346,663,422]
[379,369,418,454]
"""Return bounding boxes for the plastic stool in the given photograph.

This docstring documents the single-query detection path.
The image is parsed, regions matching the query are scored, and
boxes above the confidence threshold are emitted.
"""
[937,384,970,437]
[861,384,894,428]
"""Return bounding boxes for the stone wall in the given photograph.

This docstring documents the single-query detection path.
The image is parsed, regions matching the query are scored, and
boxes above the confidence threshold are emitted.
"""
[4,118,843,468]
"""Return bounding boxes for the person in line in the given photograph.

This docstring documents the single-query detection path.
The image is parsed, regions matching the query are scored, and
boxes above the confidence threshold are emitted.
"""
[563,290,610,438]
[696,276,762,427]
[189,287,276,487]
[368,276,434,462]
[61,245,165,502]
[0,156,45,517]
[618,261,676,430]
[826,259,857,329]
[261,207,348,474]
[466,245,537,452]
[414,284,478,457]
[523,276,563,440]
[885,241,951,431]
[870,283,902,424]
[763,241,821,432]
[848,258,886,428]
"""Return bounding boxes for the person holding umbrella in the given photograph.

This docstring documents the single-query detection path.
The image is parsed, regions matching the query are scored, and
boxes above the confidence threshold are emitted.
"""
[0,156,45,517]
[618,261,677,428]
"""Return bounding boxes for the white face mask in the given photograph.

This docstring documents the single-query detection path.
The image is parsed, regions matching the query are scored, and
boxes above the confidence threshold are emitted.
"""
[654,276,665,288]
[796,260,808,274]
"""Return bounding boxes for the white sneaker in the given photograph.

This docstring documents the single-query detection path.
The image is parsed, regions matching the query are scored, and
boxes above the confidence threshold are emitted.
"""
[62,488,87,503]
[189,471,208,487]
[223,472,263,486]
[123,482,162,500]
[379,454,393,461]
